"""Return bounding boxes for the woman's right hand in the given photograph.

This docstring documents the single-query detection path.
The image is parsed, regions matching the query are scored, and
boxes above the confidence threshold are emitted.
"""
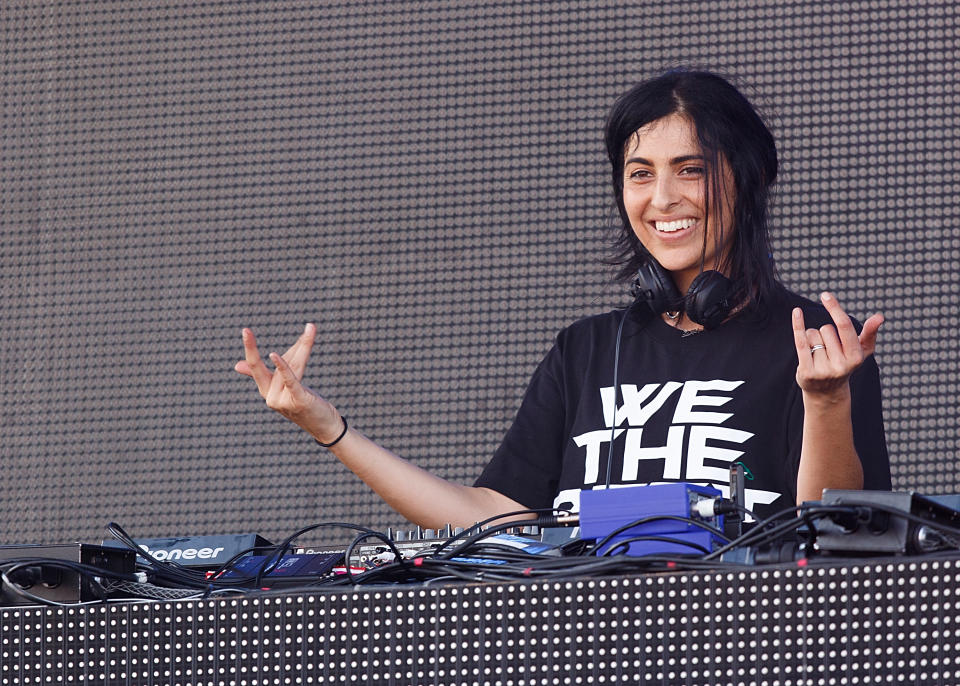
[234,323,345,443]
[235,326,528,527]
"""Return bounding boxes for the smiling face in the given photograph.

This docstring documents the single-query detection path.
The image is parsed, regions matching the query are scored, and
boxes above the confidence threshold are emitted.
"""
[621,113,736,294]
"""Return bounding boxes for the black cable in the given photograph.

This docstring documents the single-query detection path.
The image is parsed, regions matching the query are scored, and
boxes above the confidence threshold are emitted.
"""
[0,558,140,583]
[207,546,263,578]
[447,543,555,563]
[253,522,408,588]
[418,561,517,583]
[601,535,712,556]
[435,519,540,560]
[259,540,754,589]
[106,520,406,591]
[559,538,593,556]
[431,507,566,557]
[603,308,629,489]
[702,504,860,561]
[342,530,414,585]
[730,502,757,521]
[702,507,809,561]
[507,553,706,578]
[105,522,210,587]
[706,499,757,522]
[110,500,953,595]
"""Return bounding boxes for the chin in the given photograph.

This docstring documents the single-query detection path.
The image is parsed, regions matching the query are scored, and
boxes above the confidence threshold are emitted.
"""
[648,255,702,275]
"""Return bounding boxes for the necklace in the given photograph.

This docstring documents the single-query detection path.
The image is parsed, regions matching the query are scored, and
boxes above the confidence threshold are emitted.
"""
[663,310,704,336]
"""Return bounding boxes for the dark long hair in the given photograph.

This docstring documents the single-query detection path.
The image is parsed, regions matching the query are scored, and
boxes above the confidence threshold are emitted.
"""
[605,69,782,308]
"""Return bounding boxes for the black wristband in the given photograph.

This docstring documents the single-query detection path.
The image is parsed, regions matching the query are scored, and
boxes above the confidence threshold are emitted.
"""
[316,416,348,448]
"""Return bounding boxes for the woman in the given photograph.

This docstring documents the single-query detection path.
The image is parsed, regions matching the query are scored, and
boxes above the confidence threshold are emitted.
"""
[236,69,890,526]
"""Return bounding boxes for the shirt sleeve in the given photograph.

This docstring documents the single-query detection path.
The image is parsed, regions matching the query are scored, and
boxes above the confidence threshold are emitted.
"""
[473,337,568,509]
[850,354,892,490]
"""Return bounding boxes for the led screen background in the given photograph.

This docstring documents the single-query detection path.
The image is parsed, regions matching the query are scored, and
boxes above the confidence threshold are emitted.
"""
[1,1,956,544]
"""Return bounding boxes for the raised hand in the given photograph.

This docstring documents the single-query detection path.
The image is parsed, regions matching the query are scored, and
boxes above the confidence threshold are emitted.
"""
[235,324,344,443]
[792,292,884,398]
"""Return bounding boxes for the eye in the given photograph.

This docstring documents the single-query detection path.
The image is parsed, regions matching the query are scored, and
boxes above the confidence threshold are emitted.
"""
[679,165,705,176]
[627,168,652,180]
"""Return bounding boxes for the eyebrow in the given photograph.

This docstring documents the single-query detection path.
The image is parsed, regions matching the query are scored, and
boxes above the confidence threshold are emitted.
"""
[624,154,704,166]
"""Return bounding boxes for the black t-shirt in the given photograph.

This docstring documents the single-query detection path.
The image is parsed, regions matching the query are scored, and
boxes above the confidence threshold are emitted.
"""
[475,291,891,521]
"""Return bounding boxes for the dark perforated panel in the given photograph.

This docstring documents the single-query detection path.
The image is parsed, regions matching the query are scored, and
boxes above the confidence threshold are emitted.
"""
[1,1,957,544]
[1,558,959,684]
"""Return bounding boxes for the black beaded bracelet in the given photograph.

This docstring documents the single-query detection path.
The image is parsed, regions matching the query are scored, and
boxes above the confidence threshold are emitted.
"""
[316,416,348,448]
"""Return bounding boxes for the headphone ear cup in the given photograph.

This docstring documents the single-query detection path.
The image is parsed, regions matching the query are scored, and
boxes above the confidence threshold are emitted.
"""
[631,259,683,314]
[685,270,733,329]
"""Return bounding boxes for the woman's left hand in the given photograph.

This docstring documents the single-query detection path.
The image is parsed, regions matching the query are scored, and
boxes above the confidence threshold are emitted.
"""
[792,292,884,399]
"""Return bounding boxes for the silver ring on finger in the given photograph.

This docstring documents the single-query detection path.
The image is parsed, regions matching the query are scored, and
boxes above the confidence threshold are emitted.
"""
[809,344,826,354]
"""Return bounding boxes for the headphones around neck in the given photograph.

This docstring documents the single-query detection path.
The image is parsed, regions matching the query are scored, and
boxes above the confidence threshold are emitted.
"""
[629,258,734,329]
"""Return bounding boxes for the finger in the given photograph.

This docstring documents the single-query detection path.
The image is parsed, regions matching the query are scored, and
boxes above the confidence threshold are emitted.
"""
[283,323,317,379]
[817,323,843,362]
[858,313,884,358]
[269,351,304,399]
[820,292,859,352]
[241,328,274,393]
[234,360,253,377]
[792,308,814,370]
[804,328,832,365]
[280,323,308,360]
[804,327,823,345]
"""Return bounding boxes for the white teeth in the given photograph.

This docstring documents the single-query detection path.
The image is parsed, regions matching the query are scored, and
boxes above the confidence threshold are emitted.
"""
[654,218,696,233]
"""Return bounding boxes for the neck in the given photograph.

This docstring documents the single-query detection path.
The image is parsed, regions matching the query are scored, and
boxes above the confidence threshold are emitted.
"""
[662,311,702,332]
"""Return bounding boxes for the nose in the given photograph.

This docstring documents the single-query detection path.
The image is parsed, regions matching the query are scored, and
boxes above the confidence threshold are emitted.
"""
[651,175,680,211]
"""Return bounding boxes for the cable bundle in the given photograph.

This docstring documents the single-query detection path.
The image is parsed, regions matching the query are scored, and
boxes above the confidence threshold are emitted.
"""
[8,495,960,606]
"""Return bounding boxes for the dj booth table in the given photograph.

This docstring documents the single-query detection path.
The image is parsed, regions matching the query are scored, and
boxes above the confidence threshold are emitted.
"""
[1,554,957,685]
